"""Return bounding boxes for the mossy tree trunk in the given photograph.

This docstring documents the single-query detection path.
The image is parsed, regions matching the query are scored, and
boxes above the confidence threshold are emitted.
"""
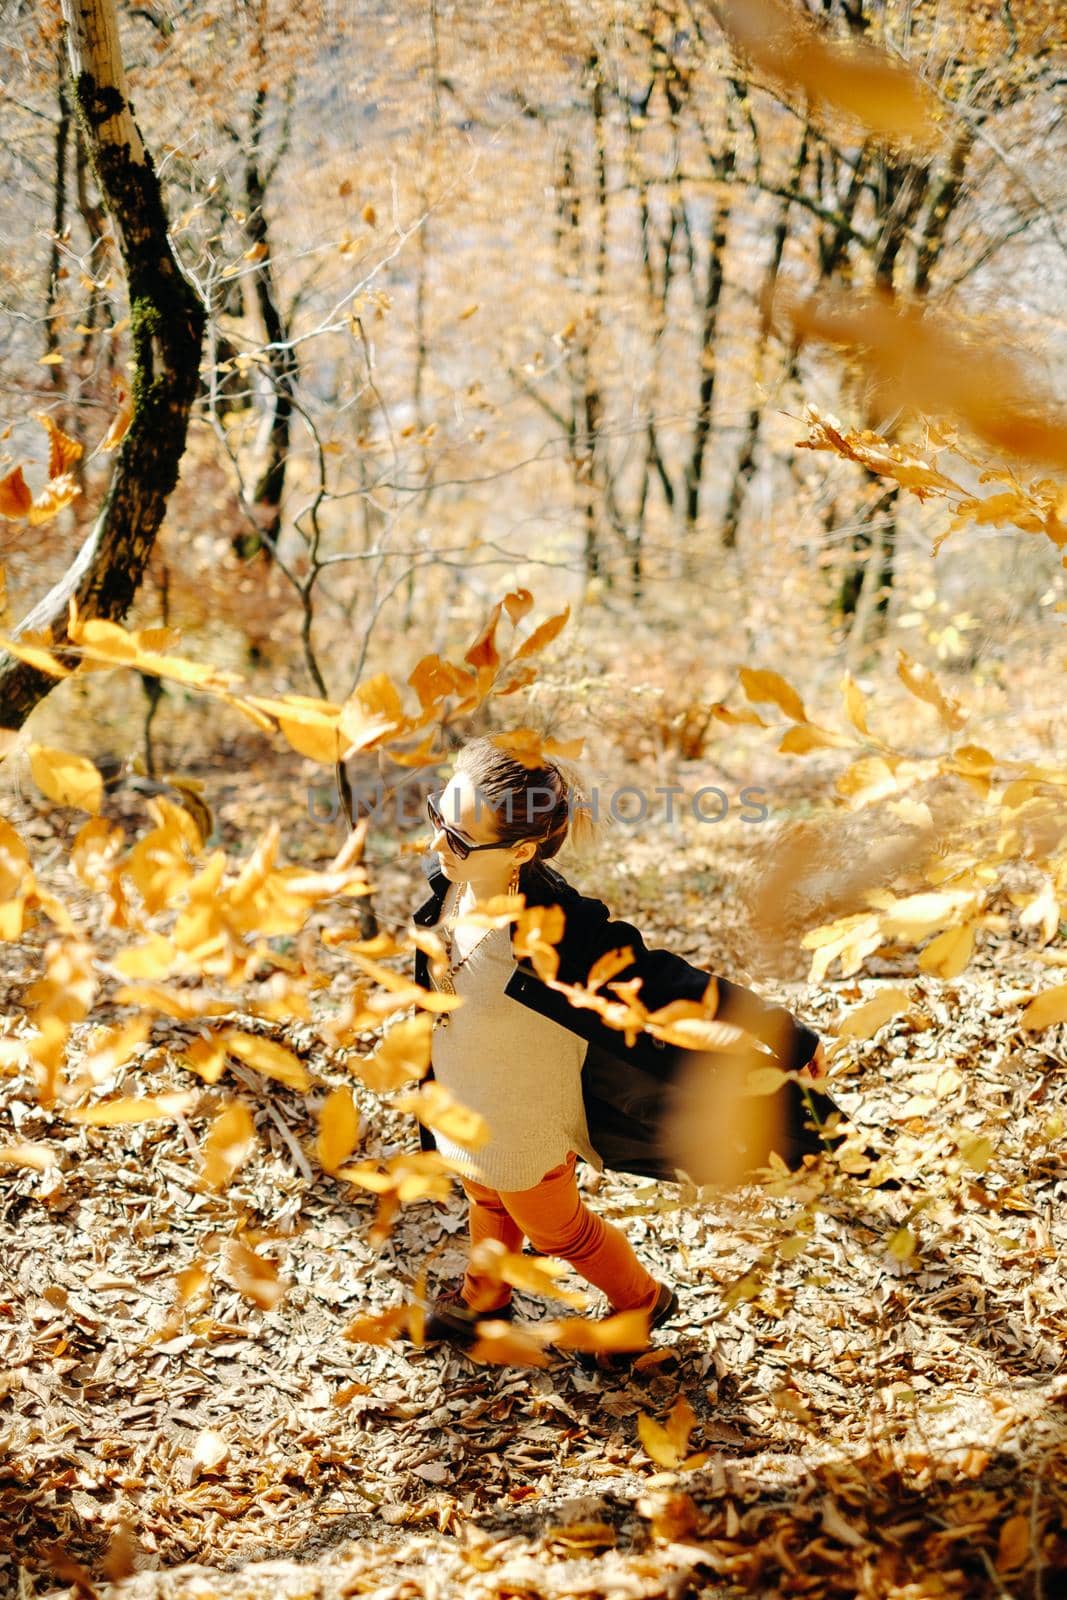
[0,0,204,730]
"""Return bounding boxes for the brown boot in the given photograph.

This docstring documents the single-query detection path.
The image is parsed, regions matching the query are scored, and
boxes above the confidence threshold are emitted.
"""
[572,1280,680,1373]
[420,1278,515,1346]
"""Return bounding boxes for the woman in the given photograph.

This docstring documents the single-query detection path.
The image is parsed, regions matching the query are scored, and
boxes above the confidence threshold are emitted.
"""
[408,737,830,1358]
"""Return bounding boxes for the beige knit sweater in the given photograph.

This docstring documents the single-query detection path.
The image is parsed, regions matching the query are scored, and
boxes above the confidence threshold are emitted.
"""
[415,885,604,1190]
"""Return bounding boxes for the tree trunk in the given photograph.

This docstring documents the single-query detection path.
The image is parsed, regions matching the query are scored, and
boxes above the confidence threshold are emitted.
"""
[239,85,297,563]
[720,129,808,550]
[0,0,205,730]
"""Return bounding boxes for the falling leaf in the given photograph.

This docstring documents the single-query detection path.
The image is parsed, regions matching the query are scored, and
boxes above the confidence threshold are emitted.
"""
[1020,983,1067,1030]
[996,1513,1030,1572]
[960,1134,994,1173]
[218,1029,311,1090]
[739,666,808,723]
[63,1090,199,1125]
[513,606,571,661]
[342,1304,414,1344]
[0,631,72,677]
[316,1085,361,1172]
[637,1398,708,1469]
[27,472,81,525]
[544,1309,652,1353]
[0,1142,61,1171]
[835,988,912,1043]
[35,411,83,477]
[396,1079,490,1149]
[351,1013,432,1091]
[782,292,1067,470]
[0,465,32,519]
[221,1238,285,1310]
[466,1237,589,1308]
[27,745,102,813]
[101,402,133,451]
[887,1226,916,1261]
[896,650,968,730]
[716,0,941,147]
[918,920,976,978]
[175,1261,210,1306]
[467,1320,553,1368]
[201,1103,257,1190]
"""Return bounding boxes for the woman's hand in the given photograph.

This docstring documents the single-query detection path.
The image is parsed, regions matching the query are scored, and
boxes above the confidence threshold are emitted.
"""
[799,1041,827,1082]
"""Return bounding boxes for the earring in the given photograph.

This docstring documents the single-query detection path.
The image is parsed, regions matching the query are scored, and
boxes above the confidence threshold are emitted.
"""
[508,861,521,896]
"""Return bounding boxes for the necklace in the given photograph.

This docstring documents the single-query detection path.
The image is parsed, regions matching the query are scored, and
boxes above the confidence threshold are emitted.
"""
[432,867,521,1031]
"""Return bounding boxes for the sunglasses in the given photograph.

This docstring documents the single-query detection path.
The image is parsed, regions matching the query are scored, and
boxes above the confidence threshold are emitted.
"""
[426,790,513,861]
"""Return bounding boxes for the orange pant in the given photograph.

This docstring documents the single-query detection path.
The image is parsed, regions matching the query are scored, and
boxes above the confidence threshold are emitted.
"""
[458,1150,661,1316]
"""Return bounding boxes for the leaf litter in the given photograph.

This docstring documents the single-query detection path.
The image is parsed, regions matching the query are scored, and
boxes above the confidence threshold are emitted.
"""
[0,762,1064,1600]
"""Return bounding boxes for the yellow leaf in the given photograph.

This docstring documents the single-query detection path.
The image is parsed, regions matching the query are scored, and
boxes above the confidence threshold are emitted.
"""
[0,465,32,519]
[897,650,968,730]
[466,1238,588,1308]
[710,703,771,727]
[179,1033,231,1084]
[27,472,81,525]
[739,667,808,723]
[28,745,102,813]
[887,1226,916,1261]
[960,1134,993,1173]
[343,1305,414,1345]
[0,632,72,676]
[996,1514,1030,1573]
[201,1103,257,1190]
[219,1029,311,1090]
[778,723,854,754]
[35,411,83,477]
[221,1238,284,1310]
[338,674,408,756]
[840,672,871,736]
[111,933,181,978]
[351,1013,432,1091]
[0,816,32,900]
[836,755,899,807]
[918,920,975,979]
[716,0,941,147]
[0,1142,61,1171]
[467,1321,553,1368]
[457,303,479,321]
[835,988,912,1043]
[637,1398,701,1468]
[396,1079,490,1148]
[513,606,571,661]
[317,1085,361,1172]
[75,1018,151,1084]
[38,350,64,365]
[176,1261,210,1305]
[1020,983,1067,1030]
[543,1309,651,1353]
[870,888,979,941]
[64,1091,199,1125]
[101,402,133,451]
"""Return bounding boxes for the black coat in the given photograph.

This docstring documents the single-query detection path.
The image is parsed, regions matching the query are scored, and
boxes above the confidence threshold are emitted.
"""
[410,853,842,1182]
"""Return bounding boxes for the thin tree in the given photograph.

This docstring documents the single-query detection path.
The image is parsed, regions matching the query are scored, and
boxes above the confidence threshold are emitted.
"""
[0,0,204,728]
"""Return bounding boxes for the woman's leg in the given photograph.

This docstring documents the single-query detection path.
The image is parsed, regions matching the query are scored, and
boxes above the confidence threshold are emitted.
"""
[498,1152,661,1314]
[458,1174,524,1313]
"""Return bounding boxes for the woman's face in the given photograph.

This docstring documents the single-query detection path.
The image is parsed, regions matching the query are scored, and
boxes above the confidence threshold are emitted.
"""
[430,770,532,888]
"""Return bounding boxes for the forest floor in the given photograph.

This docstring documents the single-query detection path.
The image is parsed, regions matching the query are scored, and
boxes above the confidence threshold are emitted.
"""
[1,734,1065,1600]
